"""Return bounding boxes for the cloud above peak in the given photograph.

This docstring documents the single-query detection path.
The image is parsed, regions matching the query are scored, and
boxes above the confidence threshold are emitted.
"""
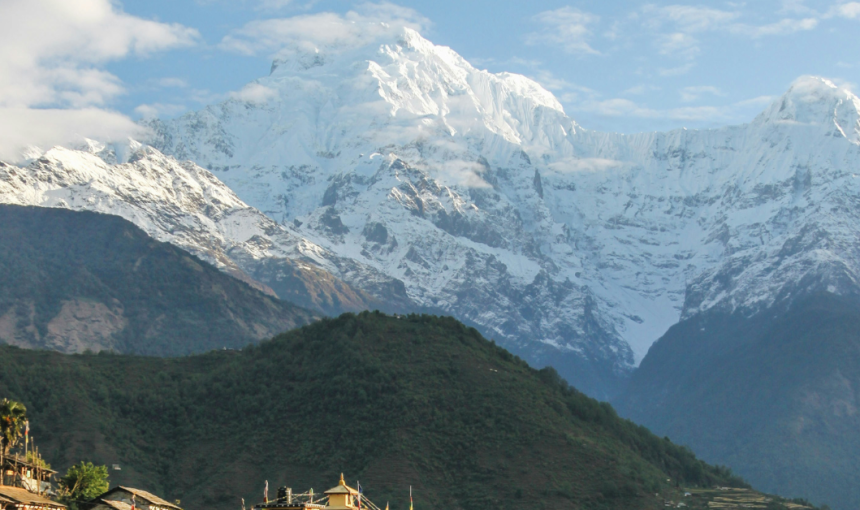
[644,4,822,55]
[0,0,199,161]
[525,7,601,56]
[219,2,431,58]
[643,4,740,32]
[0,0,199,109]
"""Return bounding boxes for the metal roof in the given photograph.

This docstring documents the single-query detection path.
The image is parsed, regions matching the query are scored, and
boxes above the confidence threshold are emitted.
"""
[96,487,181,510]
[0,486,65,508]
[93,499,133,510]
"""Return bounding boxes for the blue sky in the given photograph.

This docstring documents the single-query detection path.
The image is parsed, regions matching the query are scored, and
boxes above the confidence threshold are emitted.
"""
[2,0,860,158]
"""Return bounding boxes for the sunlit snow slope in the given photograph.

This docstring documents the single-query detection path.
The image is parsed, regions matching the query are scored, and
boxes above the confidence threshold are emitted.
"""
[0,143,409,318]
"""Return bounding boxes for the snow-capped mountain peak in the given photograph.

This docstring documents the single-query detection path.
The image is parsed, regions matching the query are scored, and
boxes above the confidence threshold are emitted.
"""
[754,75,860,143]
[241,27,570,152]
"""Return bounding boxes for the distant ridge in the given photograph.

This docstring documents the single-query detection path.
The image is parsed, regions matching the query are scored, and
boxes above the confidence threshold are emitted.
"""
[615,292,860,510]
[0,204,316,355]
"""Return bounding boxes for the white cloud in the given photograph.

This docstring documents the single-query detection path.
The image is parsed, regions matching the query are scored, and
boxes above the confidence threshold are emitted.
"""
[525,7,601,55]
[569,93,778,125]
[256,0,295,10]
[734,95,777,108]
[531,72,575,92]
[658,32,700,58]
[779,0,816,15]
[644,5,740,32]
[229,83,280,103]
[645,4,815,37]
[219,2,430,57]
[197,0,302,11]
[574,97,732,122]
[0,108,147,162]
[831,2,860,18]
[641,3,823,65]
[623,84,661,95]
[435,159,492,188]
[730,17,819,36]
[134,103,187,119]
[189,89,226,105]
[0,0,199,160]
[680,85,725,102]
[524,68,599,105]
[152,77,189,89]
[659,62,695,76]
[548,157,625,174]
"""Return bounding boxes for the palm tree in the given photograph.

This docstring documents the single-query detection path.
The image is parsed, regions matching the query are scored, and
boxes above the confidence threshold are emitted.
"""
[0,399,27,455]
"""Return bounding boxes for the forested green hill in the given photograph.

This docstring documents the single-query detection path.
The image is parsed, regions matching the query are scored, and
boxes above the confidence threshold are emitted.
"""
[0,312,809,510]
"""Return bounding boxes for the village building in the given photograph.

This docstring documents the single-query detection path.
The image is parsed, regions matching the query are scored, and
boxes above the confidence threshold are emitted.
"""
[253,476,380,510]
[0,456,64,510]
[0,456,57,495]
[0,486,66,510]
[90,487,181,510]
[323,476,358,510]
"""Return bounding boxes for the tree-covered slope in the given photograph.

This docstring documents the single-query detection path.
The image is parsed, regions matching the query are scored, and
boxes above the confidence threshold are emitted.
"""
[0,205,316,355]
[0,312,774,510]
[615,293,860,510]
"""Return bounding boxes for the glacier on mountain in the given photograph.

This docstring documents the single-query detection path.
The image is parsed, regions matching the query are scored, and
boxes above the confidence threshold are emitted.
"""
[4,27,860,398]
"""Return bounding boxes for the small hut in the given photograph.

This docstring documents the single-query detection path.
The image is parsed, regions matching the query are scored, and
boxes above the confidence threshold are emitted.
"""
[90,487,181,510]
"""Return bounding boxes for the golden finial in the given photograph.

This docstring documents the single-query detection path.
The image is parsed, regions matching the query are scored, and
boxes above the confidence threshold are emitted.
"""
[339,473,345,486]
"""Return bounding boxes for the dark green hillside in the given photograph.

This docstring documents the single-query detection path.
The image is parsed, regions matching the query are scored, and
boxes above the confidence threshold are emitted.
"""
[0,204,316,355]
[0,312,780,510]
[615,293,860,510]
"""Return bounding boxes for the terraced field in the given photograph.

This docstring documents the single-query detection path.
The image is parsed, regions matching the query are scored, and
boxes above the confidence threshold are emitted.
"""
[661,488,817,509]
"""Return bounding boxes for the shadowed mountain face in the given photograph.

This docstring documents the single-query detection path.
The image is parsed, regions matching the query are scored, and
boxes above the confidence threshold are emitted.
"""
[0,204,316,355]
[614,293,860,510]
[0,312,762,510]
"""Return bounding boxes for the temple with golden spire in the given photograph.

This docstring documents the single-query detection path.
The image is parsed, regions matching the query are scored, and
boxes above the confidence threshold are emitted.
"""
[322,475,358,510]
[251,475,385,510]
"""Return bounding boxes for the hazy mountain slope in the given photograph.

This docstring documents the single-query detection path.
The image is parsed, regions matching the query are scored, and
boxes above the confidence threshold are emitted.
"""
[614,293,860,510]
[0,312,775,510]
[148,26,860,398]
[0,145,397,317]
[0,204,316,355]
